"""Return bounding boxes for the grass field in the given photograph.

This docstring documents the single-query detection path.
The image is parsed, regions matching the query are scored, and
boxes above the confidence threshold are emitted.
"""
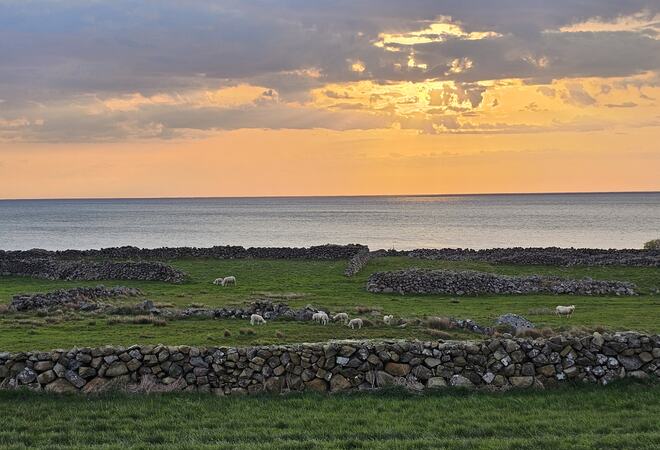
[0,381,658,449]
[0,257,658,351]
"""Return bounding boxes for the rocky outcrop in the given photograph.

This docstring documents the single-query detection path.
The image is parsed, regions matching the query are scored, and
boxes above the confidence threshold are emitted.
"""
[366,269,637,296]
[0,244,367,261]
[0,332,657,395]
[0,259,185,283]
[9,286,143,312]
[401,247,660,267]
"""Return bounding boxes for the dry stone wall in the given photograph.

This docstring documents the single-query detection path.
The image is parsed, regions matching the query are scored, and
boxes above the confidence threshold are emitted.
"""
[402,247,660,267]
[0,259,186,283]
[0,333,657,395]
[366,269,637,296]
[0,244,367,261]
[9,286,143,312]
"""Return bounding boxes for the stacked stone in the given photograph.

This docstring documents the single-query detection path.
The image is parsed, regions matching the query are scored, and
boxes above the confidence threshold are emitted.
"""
[344,248,376,277]
[0,244,367,261]
[366,269,637,296]
[9,286,143,312]
[0,259,185,283]
[1,333,657,394]
[404,247,660,267]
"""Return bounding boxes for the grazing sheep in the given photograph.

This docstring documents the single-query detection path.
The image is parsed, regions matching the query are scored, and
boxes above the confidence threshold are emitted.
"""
[383,315,394,325]
[250,314,266,325]
[332,312,349,324]
[555,305,575,318]
[348,318,363,330]
[312,311,329,325]
[222,276,237,286]
[212,278,224,285]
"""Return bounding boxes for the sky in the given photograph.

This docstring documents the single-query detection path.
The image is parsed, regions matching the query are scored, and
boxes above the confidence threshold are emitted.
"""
[1,1,659,199]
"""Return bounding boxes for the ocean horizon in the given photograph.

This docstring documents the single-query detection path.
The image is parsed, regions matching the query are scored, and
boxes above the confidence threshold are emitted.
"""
[1,192,658,251]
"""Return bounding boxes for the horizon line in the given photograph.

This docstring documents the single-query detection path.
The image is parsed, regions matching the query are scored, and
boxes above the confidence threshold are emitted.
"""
[1,189,659,202]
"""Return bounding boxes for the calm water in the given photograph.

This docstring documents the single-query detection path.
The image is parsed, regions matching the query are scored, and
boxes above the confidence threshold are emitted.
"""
[0,193,658,251]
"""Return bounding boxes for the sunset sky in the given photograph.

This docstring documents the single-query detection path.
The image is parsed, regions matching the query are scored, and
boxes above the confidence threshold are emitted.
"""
[1,1,659,198]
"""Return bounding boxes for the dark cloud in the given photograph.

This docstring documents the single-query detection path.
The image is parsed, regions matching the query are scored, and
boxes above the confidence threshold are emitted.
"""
[0,0,659,141]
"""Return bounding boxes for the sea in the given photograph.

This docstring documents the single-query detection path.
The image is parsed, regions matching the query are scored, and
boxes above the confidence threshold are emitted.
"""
[0,192,658,251]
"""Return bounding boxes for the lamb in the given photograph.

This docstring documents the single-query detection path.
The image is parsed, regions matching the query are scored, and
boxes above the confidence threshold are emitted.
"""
[250,314,266,325]
[348,318,363,330]
[222,276,236,286]
[555,305,575,318]
[212,278,224,285]
[332,312,349,324]
[383,315,394,325]
[312,311,329,325]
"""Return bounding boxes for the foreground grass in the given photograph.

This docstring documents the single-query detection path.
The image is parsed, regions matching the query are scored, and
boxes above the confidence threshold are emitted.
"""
[0,382,658,449]
[0,257,658,351]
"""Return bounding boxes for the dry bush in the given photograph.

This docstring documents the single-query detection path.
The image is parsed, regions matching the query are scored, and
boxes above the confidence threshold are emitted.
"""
[239,328,255,335]
[426,316,452,330]
[223,329,232,337]
[515,328,543,338]
[188,302,207,308]
[527,307,553,316]
[255,292,308,300]
[107,316,167,326]
[276,330,285,339]
[427,329,452,339]
[154,302,175,308]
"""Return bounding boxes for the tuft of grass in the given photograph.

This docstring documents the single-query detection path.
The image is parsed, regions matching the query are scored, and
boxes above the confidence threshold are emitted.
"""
[527,307,553,316]
[239,328,255,335]
[223,329,232,337]
[427,329,452,339]
[275,330,285,339]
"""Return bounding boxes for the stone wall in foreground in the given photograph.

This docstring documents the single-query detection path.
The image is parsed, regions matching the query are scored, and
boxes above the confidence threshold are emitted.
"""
[366,269,637,296]
[0,259,186,283]
[1,333,657,395]
[0,244,367,261]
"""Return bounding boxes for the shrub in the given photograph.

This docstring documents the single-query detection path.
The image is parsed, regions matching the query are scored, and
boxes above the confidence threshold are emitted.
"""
[223,329,232,337]
[515,328,543,338]
[643,239,660,250]
[426,316,452,330]
[276,330,285,339]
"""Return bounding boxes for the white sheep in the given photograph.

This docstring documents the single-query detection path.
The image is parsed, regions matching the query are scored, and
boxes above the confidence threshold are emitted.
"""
[383,315,394,325]
[348,318,363,330]
[250,314,266,325]
[332,312,349,324]
[555,305,575,318]
[312,311,329,325]
[222,276,236,286]
[212,278,224,285]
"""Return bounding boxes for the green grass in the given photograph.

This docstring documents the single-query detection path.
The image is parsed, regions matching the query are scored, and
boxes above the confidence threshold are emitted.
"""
[0,257,658,351]
[0,382,658,449]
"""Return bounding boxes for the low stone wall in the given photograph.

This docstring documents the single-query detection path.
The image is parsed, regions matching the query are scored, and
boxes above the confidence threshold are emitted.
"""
[366,269,637,296]
[9,286,143,312]
[0,333,657,394]
[0,244,367,261]
[344,248,377,277]
[401,247,660,267]
[0,259,186,283]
